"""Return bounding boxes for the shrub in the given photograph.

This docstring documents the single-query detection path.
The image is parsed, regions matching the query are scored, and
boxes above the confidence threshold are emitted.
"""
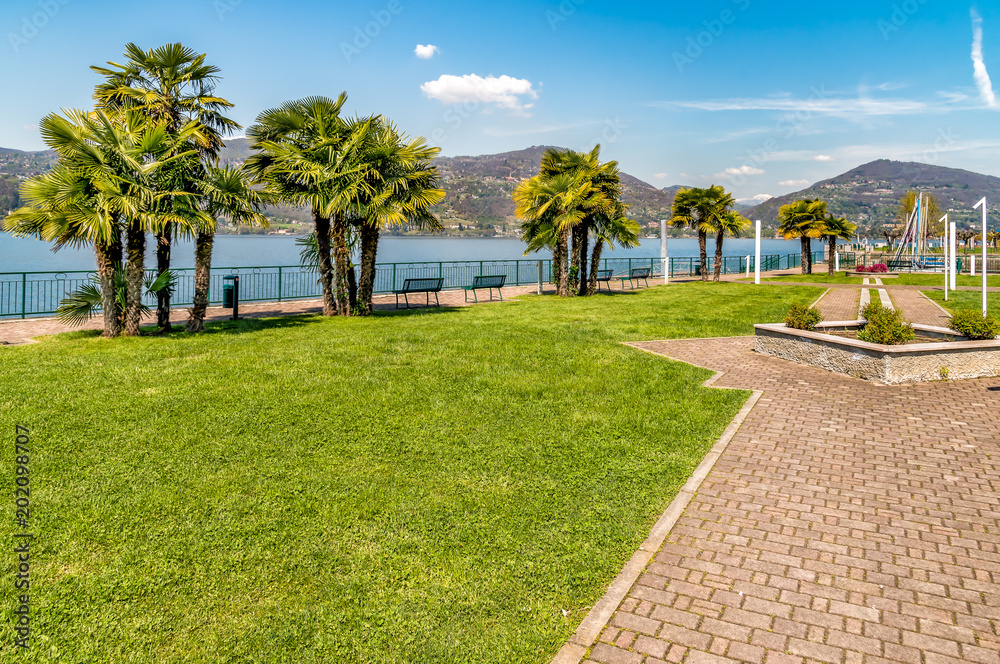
[785,303,823,331]
[856,264,888,273]
[949,310,999,340]
[857,302,914,345]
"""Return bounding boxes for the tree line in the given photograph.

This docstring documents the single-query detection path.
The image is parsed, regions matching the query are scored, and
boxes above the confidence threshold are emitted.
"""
[3,43,444,337]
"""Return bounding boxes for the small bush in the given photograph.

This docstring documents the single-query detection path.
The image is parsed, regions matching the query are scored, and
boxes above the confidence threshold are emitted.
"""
[857,302,914,345]
[949,310,999,340]
[785,303,823,331]
[856,264,888,273]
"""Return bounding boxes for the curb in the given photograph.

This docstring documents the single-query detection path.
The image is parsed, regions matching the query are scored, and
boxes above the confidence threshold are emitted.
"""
[551,343,763,664]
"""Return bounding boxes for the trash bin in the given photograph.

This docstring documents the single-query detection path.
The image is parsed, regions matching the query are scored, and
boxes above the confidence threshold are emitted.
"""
[223,275,239,319]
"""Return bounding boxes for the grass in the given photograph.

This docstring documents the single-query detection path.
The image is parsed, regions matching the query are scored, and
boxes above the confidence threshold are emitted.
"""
[0,282,821,663]
[923,289,1000,315]
[892,273,1000,287]
[741,273,863,284]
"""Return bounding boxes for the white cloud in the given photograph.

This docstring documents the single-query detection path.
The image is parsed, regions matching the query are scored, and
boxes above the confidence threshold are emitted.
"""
[971,10,997,108]
[653,172,669,180]
[415,44,439,59]
[813,155,833,162]
[23,124,37,130]
[421,74,538,113]
[778,179,810,187]
[718,165,765,177]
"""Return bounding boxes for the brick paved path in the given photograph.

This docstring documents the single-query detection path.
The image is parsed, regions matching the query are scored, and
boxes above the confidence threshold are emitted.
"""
[814,289,859,322]
[887,290,952,328]
[568,337,1000,664]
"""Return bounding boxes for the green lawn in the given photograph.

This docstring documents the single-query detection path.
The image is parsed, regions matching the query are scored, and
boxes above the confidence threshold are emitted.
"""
[740,273,863,284]
[892,273,1000,287]
[924,289,1000,314]
[0,282,820,663]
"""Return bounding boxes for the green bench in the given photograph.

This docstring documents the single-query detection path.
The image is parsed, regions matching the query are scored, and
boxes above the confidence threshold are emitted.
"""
[619,267,651,289]
[394,278,444,309]
[594,269,614,291]
[464,274,506,302]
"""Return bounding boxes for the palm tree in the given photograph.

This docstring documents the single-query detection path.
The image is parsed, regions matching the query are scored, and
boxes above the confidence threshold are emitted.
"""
[349,118,445,315]
[670,185,735,281]
[711,211,750,281]
[186,166,267,332]
[92,43,239,333]
[246,95,375,316]
[821,214,857,275]
[515,170,595,297]
[778,199,828,274]
[516,146,632,297]
[5,109,195,336]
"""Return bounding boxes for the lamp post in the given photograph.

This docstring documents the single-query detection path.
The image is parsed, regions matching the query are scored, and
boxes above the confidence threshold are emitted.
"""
[974,198,988,316]
[941,214,949,301]
[660,220,669,285]
[754,220,761,285]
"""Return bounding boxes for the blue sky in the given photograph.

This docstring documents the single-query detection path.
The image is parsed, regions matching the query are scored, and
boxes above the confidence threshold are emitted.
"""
[1,0,998,199]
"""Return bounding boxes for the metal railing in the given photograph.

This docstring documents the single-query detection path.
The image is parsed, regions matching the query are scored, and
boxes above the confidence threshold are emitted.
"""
[0,254,789,319]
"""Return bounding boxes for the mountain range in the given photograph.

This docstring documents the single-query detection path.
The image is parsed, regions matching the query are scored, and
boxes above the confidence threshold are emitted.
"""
[2,141,997,237]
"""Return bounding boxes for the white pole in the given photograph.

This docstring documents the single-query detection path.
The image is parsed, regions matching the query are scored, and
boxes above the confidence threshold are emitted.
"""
[972,254,977,277]
[835,251,840,272]
[660,221,669,285]
[975,197,988,316]
[745,256,751,278]
[754,220,761,285]
[950,220,957,290]
[941,214,949,301]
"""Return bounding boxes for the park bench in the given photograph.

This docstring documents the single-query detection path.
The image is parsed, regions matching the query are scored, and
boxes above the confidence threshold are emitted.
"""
[885,259,912,272]
[594,269,613,291]
[394,278,444,309]
[463,274,506,302]
[618,267,651,290]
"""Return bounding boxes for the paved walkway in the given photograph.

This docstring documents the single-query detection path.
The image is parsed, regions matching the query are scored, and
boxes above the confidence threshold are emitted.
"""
[0,285,541,345]
[565,337,1000,664]
[811,285,954,328]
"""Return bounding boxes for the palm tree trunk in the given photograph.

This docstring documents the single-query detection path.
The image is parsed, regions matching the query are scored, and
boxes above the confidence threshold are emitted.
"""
[828,237,836,276]
[124,220,146,337]
[95,234,122,338]
[569,224,585,294]
[155,224,172,334]
[587,239,604,294]
[801,237,810,274]
[554,227,569,297]
[186,230,215,333]
[357,224,380,315]
[714,231,724,282]
[331,211,351,315]
[698,229,708,281]
[314,209,336,316]
[576,223,590,296]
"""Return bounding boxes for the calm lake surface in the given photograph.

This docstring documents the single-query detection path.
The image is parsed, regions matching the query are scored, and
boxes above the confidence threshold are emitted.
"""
[0,233,814,274]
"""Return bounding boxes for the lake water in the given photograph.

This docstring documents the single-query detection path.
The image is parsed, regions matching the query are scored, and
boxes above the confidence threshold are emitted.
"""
[0,234,817,274]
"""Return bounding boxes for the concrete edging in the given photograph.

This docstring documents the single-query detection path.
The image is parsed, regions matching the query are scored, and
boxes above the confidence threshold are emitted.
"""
[550,344,763,664]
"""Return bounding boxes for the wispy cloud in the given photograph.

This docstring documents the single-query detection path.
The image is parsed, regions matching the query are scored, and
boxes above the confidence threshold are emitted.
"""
[814,155,833,162]
[415,44,439,59]
[653,172,669,180]
[653,95,931,118]
[971,9,997,107]
[778,179,810,187]
[421,74,538,114]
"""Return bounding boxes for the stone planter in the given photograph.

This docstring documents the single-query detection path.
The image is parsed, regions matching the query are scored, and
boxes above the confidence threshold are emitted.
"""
[754,321,1000,384]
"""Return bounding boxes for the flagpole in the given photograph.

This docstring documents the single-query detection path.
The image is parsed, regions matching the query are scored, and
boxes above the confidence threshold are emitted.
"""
[974,197,988,316]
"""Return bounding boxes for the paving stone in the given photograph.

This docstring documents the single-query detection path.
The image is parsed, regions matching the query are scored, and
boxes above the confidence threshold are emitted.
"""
[558,335,1000,664]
